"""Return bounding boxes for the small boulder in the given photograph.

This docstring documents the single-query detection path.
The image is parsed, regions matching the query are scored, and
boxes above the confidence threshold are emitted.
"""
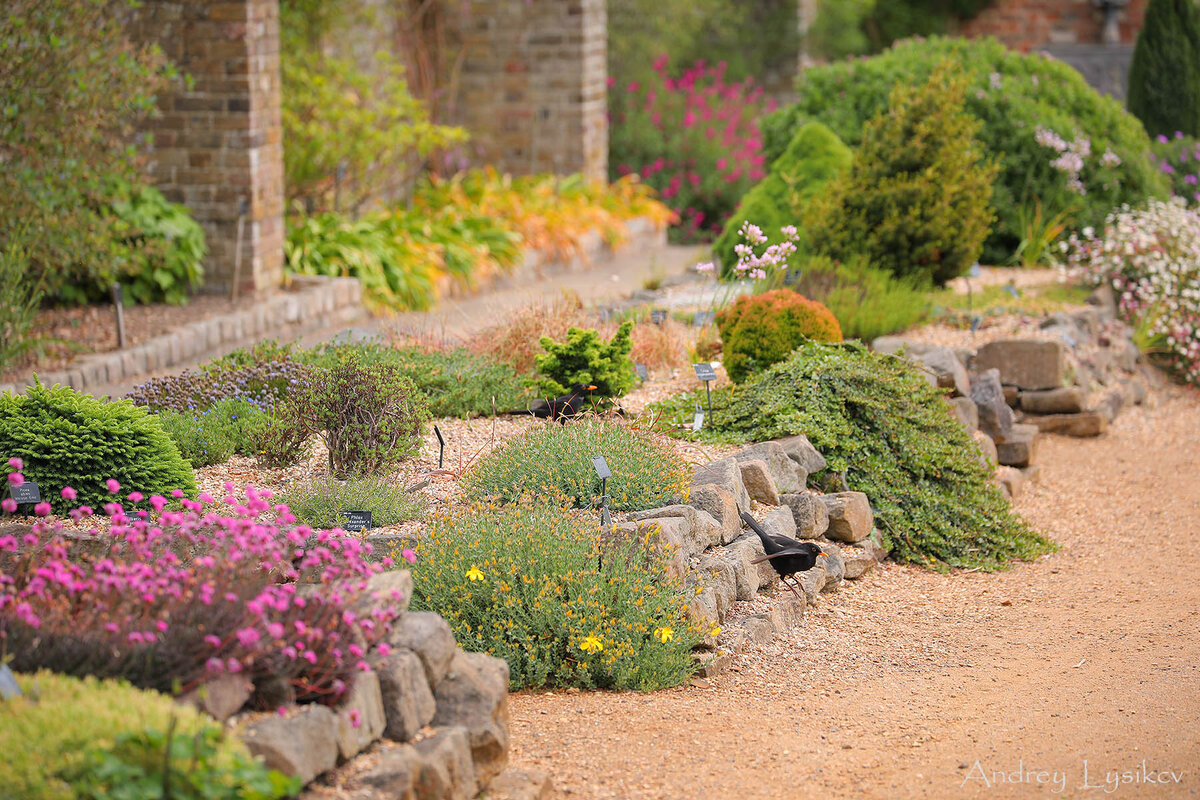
[631,504,722,553]
[686,587,720,627]
[913,346,970,397]
[995,466,1025,501]
[796,566,826,602]
[355,569,413,616]
[995,423,1039,468]
[486,768,555,800]
[373,648,436,742]
[335,669,387,762]
[972,430,998,468]
[687,484,741,545]
[1094,387,1125,423]
[738,458,781,506]
[759,505,797,541]
[240,704,339,785]
[431,650,510,785]
[841,547,876,579]
[1023,411,1106,437]
[970,368,1014,442]
[773,434,827,475]
[974,338,1066,390]
[820,492,873,543]
[352,741,421,795]
[691,457,752,514]
[950,396,979,432]
[871,336,935,357]
[1019,386,1084,414]
[722,536,767,600]
[413,726,479,800]
[694,556,739,615]
[732,441,807,493]
[817,541,844,593]
[779,492,830,539]
[179,674,252,722]
[384,611,457,689]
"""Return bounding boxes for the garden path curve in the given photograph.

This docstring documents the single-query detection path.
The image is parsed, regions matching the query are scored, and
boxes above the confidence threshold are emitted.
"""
[507,387,1200,799]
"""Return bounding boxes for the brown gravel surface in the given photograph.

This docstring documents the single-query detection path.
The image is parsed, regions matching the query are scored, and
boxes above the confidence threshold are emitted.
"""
[508,385,1200,799]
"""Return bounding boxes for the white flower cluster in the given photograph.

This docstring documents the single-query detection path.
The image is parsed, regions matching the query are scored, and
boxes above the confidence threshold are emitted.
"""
[1060,198,1200,385]
[731,221,800,281]
[1035,126,1101,196]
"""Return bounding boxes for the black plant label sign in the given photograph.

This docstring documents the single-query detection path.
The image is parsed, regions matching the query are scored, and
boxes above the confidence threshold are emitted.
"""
[592,456,612,480]
[693,362,717,382]
[343,510,373,532]
[650,309,668,325]
[635,363,649,381]
[692,311,714,327]
[7,481,41,505]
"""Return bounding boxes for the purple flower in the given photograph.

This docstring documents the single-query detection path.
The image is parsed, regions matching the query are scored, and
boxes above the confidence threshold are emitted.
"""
[8,472,24,487]
[7,458,23,471]
[105,479,120,494]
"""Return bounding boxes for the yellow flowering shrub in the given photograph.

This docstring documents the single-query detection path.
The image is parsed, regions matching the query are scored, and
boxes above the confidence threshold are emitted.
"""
[408,502,704,690]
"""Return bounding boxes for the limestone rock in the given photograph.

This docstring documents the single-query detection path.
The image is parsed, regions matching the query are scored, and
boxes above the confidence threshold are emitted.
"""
[240,704,339,785]
[995,466,1025,501]
[1023,411,1106,437]
[820,492,873,543]
[796,566,826,602]
[608,520,686,578]
[731,441,807,493]
[691,457,751,514]
[773,434,827,476]
[373,648,436,742]
[913,346,970,397]
[970,368,1014,442]
[335,670,387,762]
[722,536,766,600]
[738,616,774,646]
[355,569,412,616]
[413,726,479,800]
[179,674,252,722]
[817,541,844,593]
[430,650,510,786]
[1021,464,1043,485]
[486,768,555,800]
[352,742,421,797]
[687,484,742,545]
[686,587,720,627]
[950,396,979,432]
[871,336,936,357]
[759,505,797,541]
[631,504,720,553]
[862,528,890,563]
[385,612,457,690]
[842,547,876,579]
[975,339,1065,390]
[1019,386,1084,414]
[779,492,829,539]
[738,458,781,506]
[972,430,998,468]
[692,555,738,616]
[995,423,1039,468]
[1095,387,1125,423]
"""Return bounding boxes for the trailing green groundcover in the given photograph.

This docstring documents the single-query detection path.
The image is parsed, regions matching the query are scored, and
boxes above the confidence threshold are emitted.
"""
[0,381,196,513]
[712,121,853,276]
[648,342,1056,570]
[761,36,1167,263]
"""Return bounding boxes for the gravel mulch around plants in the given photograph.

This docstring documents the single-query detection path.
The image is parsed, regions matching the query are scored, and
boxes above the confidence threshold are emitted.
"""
[505,383,1200,799]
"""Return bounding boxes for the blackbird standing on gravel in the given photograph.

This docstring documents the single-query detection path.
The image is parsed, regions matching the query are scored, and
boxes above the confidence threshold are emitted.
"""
[502,383,597,424]
[740,511,826,601]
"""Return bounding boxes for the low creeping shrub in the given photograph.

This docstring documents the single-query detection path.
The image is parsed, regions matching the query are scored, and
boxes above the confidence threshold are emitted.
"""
[280,475,423,530]
[157,398,260,468]
[408,502,703,690]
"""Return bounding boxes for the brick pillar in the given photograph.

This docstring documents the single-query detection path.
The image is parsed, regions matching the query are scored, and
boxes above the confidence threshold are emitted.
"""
[458,0,607,180]
[128,0,284,295]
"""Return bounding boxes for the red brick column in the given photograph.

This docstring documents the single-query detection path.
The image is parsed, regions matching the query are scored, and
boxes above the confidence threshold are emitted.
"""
[128,0,284,295]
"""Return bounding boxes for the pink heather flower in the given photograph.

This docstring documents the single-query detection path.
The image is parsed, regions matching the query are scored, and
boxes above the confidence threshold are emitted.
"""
[227,659,242,673]
[268,622,285,638]
[2,498,16,513]
[204,635,222,647]
[8,472,24,487]
[105,479,120,493]
[33,502,51,517]
[156,620,168,632]
[716,157,728,171]
[127,491,143,503]
[626,80,639,93]
[349,709,363,729]
[206,658,224,673]
[236,627,261,647]
[7,457,22,471]
[652,54,668,72]
[401,548,417,565]
[171,489,184,498]
[79,505,93,516]
[60,486,76,501]
[378,642,393,658]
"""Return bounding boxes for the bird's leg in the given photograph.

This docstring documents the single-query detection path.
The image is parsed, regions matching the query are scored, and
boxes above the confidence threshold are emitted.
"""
[782,575,803,601]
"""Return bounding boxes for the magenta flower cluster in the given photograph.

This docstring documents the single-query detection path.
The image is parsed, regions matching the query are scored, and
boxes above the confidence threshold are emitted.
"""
[1151,132,1200,203]
[0,464,406,708]
[608,55,773,242]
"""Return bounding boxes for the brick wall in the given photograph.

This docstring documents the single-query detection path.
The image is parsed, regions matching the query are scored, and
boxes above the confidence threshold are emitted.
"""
[127,0,284,295]
[957,0,1148,50]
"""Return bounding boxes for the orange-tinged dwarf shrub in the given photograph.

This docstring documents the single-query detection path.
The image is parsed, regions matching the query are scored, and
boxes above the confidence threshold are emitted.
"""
[716,289,842,382]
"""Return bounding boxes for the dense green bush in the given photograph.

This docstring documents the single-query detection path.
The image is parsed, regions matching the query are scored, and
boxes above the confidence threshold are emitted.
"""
[409,502,703,690]
[786,256,932,341]
[806,65,997,285]
[291,353,430,478]
[0,670,296,800]
[717,289,843,382]
[280,475,422,530]
[157,399,259,468]
[1128,0,1200,140]
[649,341,1056,570]
[762,36,1168,263]
[104,180,206,306]
[244,411,312,469]
[0,235,47,376]
[535,321,635,399]
[713,122,852,276]
[808,0,996,58]
[463,419,690,512]
[0,381,195,513]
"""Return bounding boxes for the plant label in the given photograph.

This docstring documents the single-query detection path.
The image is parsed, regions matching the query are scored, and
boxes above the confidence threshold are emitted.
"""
[693,409,705,431]
[342,510,373,532]
[1004,283,1022,298]
[0,664,19,700]
[970,316,983,333]
[635,363,649,381]
[592,456,612,480]
[434,425,446,469]
[692,311,714,327]
[692,362,717,382]
[783,268,802,286]
[969,262,982,278]
[8,481,40,505]
[650,308,668,325]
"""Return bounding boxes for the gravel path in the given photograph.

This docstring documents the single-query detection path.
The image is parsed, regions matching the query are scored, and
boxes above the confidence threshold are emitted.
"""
[507,385,1200,798]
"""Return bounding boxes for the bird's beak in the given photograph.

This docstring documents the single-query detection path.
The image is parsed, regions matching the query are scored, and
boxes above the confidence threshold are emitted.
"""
[587,385,598,391]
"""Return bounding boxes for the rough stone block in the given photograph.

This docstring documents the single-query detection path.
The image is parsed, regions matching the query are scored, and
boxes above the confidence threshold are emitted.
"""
[773,434,826,475]
[995,423,1039,468]
[385,611,457,690]
[687,484,741,545]
[374,649,436,742]
[820,492,873,543]
[779,492,829,539]
[975,339,1065,390]
[970,368,1014,442]
[817,541,844,593]
[738,458,780,506]
[691,457,751,514]
[913,346,970,397]
[486,768,555,800]
[1019,386,1084,414]
[431,650,510,785]
[759,505,797,541]
[1023,411,1106,437]
[693,555,738,616]
[950,396,979,432]
[731,441,807,493]
[413,726,479,800]
[240,704,338,785]
[973,430,998,468]
[335,670,386,762]
[842,547,876,580]
[179,674,251,722]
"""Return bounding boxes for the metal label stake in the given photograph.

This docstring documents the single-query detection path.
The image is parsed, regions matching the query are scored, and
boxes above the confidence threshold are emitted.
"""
[692,362,716,425]
[434,425,446,470]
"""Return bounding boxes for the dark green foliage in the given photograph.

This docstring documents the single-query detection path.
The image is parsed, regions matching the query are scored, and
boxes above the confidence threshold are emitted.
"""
[713,122,853,276]
[648,341,1056,570]
[157,399,260,468]
[806,64,998,285]
[1128,0,1200,140]
[0,235,48,376]
[279,475,422,530]
[291,353,430,478]
[0,381,195,513]
[409,502,703,690]
[762,36,1168,263]
[786,256,932,341]
[809,0,998,59]
[535,321,635,398]
[103,180,206,306]
[462,419,691,512]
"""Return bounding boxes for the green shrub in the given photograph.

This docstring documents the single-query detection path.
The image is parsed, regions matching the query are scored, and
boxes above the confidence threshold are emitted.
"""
[0,381,196,513]
[761,36,1169,263]
[244,412,313,469]
[0,670,295,800]
[157,399,260,468]
[0,234,47,376]
[716,289,843,382]
[713,122,853,276]
[280,475,422,530]
[809,0,997,58]
[648,341,1056,570]
[787,255,932,341]
[463,419,690,512]
[535,321,635,399]
[290,353,429,478]
[806,64,997,285]
[409,502,703,690]
[1128,0,1200,140]
[105,179,206,306]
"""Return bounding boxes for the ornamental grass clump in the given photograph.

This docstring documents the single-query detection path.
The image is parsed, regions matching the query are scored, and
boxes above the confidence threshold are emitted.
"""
[409,502,703,690]
[0,465,404,710]
[648,342,1056,571]
[462,419,690,512]
[1061,198,1200,385]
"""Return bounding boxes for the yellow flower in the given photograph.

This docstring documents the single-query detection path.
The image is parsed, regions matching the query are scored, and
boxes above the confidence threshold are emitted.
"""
[579,634,604,654]
[655,626,674,643]
[465,566,485,582]
[710,625,722,637]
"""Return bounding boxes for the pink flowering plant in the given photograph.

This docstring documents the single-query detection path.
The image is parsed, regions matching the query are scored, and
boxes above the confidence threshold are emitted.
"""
[1149,132,1200,204]
[0,471,406,709]
[1061,198,1200,385]
[608,55,772,243]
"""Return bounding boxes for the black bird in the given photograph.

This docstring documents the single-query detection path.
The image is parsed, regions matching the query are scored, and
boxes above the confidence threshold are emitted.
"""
[740,511,826,601]
[502,383,597,423]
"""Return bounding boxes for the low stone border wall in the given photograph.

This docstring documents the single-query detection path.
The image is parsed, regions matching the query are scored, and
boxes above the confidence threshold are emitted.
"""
[0,276,366,398]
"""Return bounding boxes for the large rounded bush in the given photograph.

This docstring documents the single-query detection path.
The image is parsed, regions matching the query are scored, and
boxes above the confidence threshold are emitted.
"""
[717,289,842,382]
[462,419,689,511]
[761,36,1169,263]
[0,381,195,513]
